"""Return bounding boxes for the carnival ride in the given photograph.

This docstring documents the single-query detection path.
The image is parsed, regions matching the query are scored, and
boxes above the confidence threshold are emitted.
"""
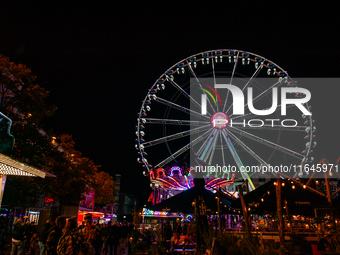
[135,49,316,203]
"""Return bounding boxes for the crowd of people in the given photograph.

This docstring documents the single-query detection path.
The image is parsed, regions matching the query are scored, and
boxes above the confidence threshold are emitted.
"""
[138,220,195,248]
[166,221,195,248]
[11,219,39,255]
[10,214,133,255]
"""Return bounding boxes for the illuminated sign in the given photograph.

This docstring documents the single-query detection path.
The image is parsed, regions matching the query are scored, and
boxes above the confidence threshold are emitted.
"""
[142,208,168,216]
[105,214,117,218]
[44,198,54,204]
[142,208,181,217]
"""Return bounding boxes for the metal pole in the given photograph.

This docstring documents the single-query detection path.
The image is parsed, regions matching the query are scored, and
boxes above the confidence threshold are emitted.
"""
[0,174,7,209]
[324,172,332,204]
[284,200,293,233]
[217,191,222,236]
[324,171,337,233]
[133,201,137,230]
[276,179,285,249]
[195,197,200,253]
[238,185,250,235]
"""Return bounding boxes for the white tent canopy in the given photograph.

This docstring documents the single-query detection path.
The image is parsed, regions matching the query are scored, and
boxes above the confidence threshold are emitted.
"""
[0,153,55,207]
[0,153,55,178]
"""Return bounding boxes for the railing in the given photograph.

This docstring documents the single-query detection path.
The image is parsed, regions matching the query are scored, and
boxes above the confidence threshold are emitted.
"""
[224,230,319,241]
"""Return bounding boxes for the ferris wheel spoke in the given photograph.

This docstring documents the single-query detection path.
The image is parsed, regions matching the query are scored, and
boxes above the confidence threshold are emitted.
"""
[155,127,214,168]
[228,126,304,159]
[142,124,211,148]
[225,129,276,177]
[225,62,263,114]
[200,130,218,163]
[167,79,209,116]
[207,129,219,165]
[211,54,219,112]
[196,129,216,158]
[186,59,215,114]
[141,118,210,126]
[219,130,226,169]
[230,50,240,85]
[221,130,255,191]
[154,96,210,120]
[222,51,241,113]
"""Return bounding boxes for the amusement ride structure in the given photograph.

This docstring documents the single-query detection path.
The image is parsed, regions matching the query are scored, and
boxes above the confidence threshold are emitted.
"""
[135,49,316,204]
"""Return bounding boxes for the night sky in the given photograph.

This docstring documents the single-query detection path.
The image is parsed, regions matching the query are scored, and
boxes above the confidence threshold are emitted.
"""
[1,2,339,202]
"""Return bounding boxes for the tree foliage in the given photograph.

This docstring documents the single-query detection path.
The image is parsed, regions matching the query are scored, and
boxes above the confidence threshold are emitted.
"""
[92,171,117,204]
[46,134,100,205]
[0,55,56,123]
[0,55,116,209]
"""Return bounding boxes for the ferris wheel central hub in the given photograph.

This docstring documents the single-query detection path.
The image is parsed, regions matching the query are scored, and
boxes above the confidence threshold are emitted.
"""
[210,112,229,129]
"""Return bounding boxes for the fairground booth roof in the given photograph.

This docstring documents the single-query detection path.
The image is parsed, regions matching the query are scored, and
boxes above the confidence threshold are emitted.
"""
[231,179,328,216]
[0,153,55,178]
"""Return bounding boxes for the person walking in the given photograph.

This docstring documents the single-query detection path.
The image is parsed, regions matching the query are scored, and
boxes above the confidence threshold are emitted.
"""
[163,221,172,242]
[11,218,25,255]
[26,222,37,252]
[29,232,39,255]
[78,221,85,231]
[22,220,30,254]
[102,221,112,254]
[45,216,67,255]
[39,220,51,255]
[106,222,120,255]
[81,214,100,255]
[119,222,128,253]
[56,217,94,255]
[99,223,108,254]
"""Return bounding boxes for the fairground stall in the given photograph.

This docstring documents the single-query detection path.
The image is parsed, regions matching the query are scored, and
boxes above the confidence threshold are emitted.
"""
[0,111,55,233]
[77,187,117,225]
[0,153,56,208]
[77,210,106,225]
[140,207,185,232]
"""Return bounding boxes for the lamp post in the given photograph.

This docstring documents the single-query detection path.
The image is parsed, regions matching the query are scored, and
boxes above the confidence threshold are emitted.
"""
[238,184,250,235]
[217,190,222,236]
[276,178,285,249]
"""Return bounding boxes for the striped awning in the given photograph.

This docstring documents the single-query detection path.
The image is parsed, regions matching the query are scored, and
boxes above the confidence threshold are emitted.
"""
[0,153,55,178]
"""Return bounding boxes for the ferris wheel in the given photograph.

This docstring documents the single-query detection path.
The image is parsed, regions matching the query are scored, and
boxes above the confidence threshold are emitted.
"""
[136,49,316,196]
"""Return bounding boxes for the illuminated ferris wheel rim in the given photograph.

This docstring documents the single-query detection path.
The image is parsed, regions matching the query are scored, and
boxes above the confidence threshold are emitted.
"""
[136,49,315,191]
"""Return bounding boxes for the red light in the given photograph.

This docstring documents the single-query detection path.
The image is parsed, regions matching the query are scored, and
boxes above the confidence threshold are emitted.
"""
[45,198,54,203]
